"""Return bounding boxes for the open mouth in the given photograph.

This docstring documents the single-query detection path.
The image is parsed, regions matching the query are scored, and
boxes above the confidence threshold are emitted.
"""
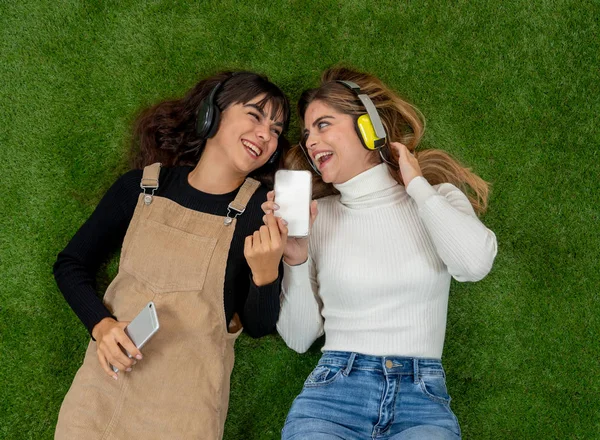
[242,139,263,158]
[314,151,333,168]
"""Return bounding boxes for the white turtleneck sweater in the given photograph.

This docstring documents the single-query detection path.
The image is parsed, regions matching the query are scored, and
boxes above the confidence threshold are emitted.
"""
[277,164,497,358]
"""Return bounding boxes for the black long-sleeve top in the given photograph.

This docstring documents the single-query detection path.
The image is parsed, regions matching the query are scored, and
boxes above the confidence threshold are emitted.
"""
[54,166,281,338]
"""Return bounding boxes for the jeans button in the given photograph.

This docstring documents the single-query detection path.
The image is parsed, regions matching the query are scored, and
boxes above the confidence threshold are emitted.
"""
[385,360,393,369]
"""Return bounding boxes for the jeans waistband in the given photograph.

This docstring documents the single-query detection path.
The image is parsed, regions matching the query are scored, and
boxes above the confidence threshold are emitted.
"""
[319,351,445,378]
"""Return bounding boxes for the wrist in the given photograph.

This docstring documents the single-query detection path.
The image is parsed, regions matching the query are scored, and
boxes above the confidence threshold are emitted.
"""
[283,255,308,266]
[92,317,116,340]
[252,270,279,287]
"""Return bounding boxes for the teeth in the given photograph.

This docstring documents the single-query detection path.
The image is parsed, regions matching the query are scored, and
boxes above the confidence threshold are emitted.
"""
[242,140,262,156]
[314,152,333,163]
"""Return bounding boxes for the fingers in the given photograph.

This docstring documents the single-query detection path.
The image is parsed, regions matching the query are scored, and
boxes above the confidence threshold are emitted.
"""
[244,235,253,257]
[391,141,407,160]
[309,200,319,227]
[98,352,118,380]
[117,333,142,362]
[261,201,279,215]
[391,142,416,160]
[108,342,134,371]
[261,191,279,215]
[277,217,289,241]
[264,214,282,244]
[259,224,270,247]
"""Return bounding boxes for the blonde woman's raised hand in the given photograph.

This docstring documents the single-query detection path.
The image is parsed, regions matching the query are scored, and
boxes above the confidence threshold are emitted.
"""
[261,191,318,267]
[391,142,423,187]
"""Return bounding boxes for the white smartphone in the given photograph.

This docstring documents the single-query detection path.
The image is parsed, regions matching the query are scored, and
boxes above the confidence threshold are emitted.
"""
[273,170,312,238]
[111,301,160,373]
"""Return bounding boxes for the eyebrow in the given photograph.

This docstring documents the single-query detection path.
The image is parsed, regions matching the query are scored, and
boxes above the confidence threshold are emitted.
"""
[244,103,284,127]
[303,115,335,136]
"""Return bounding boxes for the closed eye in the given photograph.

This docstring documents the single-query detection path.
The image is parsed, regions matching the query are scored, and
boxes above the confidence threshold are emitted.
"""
[249,112,261,121]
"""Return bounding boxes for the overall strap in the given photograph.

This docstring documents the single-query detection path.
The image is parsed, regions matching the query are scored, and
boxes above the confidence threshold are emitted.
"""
[140,163,161,205]
[224,178,261,225]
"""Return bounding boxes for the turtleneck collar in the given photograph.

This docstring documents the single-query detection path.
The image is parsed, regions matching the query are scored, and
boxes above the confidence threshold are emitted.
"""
[333,163,403,208]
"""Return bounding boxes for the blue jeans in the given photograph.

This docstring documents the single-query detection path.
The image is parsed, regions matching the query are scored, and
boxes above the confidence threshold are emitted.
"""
[282,351,461,440]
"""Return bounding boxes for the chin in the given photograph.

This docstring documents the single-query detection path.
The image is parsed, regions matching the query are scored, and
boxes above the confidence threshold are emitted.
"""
[320,172,335,184]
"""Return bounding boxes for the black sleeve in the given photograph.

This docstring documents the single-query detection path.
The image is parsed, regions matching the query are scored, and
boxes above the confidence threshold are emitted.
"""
[231,187,282,338]
[238,264,282,338]
[53,170,142,336]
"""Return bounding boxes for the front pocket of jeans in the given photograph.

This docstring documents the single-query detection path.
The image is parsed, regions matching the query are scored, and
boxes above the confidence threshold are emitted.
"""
[419,374,451,404]
[303,365,344,388]
[122,219,217,293]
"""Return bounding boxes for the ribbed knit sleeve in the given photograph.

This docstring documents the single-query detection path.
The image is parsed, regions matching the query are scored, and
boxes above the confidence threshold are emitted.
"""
[406,176,498,282]
[277,257,323,353]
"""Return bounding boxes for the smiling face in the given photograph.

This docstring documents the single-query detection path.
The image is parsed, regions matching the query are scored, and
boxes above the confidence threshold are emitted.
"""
[208,94,284,175]
[303,100,379,184]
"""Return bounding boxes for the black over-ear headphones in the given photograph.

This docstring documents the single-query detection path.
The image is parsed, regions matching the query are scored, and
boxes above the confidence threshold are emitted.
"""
[196,73,281,166]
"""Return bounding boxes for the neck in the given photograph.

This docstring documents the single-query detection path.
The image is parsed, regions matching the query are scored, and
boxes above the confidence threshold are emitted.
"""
[188,144,246,194]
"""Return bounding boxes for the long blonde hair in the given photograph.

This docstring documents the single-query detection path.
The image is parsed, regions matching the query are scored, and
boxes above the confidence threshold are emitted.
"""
[287,66,489,214]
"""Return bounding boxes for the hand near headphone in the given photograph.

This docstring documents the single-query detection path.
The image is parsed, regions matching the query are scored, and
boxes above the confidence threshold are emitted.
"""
[261,191,318,267]
[391,142,423,187]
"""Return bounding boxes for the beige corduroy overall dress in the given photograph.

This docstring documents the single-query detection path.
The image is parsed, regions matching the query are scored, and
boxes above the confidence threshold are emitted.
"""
[55,163,261,440]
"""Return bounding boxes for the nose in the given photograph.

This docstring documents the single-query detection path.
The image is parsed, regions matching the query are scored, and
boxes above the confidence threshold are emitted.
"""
[304,130,318,150]
[256,121,271,143]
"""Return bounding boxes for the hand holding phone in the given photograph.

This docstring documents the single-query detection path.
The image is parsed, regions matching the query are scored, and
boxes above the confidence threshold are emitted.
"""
[262,171,319,266]
[110,302,160,374]
[273,170,312,238]
[93,302,159,380]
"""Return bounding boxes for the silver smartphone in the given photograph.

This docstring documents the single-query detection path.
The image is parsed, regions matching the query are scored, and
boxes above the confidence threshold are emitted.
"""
[273,170,312,238]
[111,301,160,373]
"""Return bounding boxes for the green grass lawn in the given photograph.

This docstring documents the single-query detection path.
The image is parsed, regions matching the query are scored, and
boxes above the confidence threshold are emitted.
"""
[1,0,598,438]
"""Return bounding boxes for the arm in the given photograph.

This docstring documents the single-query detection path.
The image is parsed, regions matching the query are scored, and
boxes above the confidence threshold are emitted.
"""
[242,214,287,337]
[261,191,322,353]
[54,170,143,379]
[53,170,141,334]
[276,256,324,353]
[237,265,282,338]
[406,176,498,281]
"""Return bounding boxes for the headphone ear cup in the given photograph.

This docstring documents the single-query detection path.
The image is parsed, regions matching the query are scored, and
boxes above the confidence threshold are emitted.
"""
[196,98,213,138]
[205,105,220,139]
[356,114,382,150]
[354,114,369,150]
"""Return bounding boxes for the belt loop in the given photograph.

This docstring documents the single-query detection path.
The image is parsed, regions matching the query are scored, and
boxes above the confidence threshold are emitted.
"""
[413,358,419,384]
[343,353,356,377]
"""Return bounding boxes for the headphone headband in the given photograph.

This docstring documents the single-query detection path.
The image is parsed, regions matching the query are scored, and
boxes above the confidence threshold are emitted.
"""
[336,80,387,139]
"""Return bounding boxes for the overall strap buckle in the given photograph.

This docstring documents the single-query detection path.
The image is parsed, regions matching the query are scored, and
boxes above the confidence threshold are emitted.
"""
[140,163,161,205]
[224,178,260,226]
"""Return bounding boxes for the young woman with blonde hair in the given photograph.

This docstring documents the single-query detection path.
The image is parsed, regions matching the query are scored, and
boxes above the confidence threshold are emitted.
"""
[263,67,497,439]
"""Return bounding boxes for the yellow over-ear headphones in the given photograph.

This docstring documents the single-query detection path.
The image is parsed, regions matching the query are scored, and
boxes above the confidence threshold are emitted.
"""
[336,80,387,150]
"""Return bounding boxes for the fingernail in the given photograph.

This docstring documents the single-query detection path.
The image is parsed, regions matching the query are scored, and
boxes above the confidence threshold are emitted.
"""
[263,215,267,223]
[282,219,288,225]
[126,368,132,372]
[135,354,142,360]
[273,204,280,210]
[113,375,118,380]
[132,360,137,365]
